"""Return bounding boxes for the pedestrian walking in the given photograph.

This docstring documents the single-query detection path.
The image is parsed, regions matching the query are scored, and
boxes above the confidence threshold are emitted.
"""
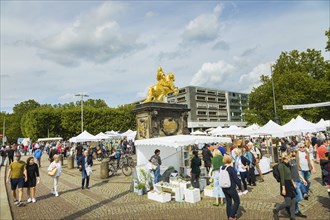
[48,155,62,197]
[288,147,308,218]
[78,150,93,189]
[234,148,250,195]
[221,155,242,220]
[7,146,15,165]
[49,146,57,163]
[210,149,225,206]
[202,144,213,173]
[296,142,315,198]
[24,157,40,203]
[273,152,296,220]
[190,150,201,188]
[6,154,27,207]
[75,143,83,168]
[34,146,42,168]
[149,149,162,184]
[245,143,257,186]
[1,146,7,166]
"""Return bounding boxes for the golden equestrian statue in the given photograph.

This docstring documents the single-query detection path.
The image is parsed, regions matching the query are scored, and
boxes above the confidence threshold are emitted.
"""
[143,67,179,103]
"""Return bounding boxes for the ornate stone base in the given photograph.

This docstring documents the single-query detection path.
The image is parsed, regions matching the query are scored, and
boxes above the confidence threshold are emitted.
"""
[133,102,190,140]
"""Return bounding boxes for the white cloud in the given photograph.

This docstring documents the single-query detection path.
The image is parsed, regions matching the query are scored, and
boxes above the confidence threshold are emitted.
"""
[145,11,158,18]
[239,62,273,92]
[59,93,76,100]
[182,4,223,43]
[190,60,235,87]
[37,2,143,66]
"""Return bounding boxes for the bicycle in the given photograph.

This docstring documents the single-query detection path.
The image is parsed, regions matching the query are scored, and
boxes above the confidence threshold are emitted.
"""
[121,154,135,167]
[108,157,132,177]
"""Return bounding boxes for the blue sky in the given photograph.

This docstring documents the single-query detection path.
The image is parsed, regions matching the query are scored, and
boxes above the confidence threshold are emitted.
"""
[1,1,329,113]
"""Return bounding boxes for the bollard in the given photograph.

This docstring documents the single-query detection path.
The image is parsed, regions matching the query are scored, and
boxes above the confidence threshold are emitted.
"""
[67,156,74,169]
[100,161,109,179]
[60,154,64,166]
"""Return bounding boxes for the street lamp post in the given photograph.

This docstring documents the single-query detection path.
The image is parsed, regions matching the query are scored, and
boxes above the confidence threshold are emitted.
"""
[270,65,281,125]
[2,116,5,146]
[75,94,89,132]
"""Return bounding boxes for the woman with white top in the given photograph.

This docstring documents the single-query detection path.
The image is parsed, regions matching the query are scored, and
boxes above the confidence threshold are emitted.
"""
[47,154,62,197]
[235,148,250,195]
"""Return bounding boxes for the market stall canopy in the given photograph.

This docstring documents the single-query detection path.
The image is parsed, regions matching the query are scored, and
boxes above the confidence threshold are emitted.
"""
[91,132,110,141]
[120,129,137,141]
[209,126,224,135]
[315,118,330,128]
[37,137,63,142]
[135,135,232,149]
[251,120,289,137]
[287,116,324,133]
[212,125,245,136]
[191,130,207,136]
[205,127,215,132]
[105,130,121,138]
[244,123,260,131]
[69,131,95,143]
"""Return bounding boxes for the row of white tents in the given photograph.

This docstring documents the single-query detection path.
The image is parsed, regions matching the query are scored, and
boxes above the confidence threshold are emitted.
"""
[209,116,329,138]
[68,130,137,143]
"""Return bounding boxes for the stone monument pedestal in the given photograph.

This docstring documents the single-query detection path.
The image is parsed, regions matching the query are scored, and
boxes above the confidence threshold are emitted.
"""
[133,102,190,140]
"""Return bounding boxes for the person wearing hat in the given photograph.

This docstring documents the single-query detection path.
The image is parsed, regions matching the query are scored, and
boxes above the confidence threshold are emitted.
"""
[6,154,27,207]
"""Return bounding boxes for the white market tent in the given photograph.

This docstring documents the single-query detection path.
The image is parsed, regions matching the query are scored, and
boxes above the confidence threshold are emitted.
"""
[209,126,224,135]
[69,131,95,143]
[212,125,244,136]
[105,130,121,138]
[244,123,260,131]
[251,120,289,137]
[190,130,207,136]
[316,118,330,129]
[287,116,325,134]
[135,135,232,171]
[121,129,137,141]
[91,132,111,141]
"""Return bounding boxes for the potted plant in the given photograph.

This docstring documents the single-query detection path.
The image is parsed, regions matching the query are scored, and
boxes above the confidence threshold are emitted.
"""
[135,182,146,195]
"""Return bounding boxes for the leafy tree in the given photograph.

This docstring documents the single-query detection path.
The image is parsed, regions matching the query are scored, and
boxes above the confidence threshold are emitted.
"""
[326,28,330,52]
[13,99,40,115]
[246,49,330,125]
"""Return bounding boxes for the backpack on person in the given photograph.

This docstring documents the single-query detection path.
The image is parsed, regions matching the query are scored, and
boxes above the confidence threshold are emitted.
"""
[219,166,231,188]
[0,150,5,157]
[34,149,42,159]
[272,164,281,182]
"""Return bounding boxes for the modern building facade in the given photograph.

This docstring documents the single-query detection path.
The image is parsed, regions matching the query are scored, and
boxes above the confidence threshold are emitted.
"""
[167,86,248,131]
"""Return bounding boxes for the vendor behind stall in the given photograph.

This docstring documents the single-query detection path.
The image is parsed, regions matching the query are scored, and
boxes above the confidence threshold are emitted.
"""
[150,149,162,184]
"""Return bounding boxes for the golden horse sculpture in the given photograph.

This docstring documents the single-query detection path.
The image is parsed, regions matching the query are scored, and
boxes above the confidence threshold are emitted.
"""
[143,67,179,103]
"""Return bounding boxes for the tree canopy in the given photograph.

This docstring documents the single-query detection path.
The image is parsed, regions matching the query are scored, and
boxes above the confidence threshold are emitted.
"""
[245,48,330,125]
[1,100,136,143]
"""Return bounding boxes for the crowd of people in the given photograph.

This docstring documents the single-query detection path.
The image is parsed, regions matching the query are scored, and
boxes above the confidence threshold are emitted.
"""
[1,137,135,208]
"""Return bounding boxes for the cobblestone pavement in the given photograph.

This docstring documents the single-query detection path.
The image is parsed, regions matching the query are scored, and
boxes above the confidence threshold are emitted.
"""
[4,155,330,220]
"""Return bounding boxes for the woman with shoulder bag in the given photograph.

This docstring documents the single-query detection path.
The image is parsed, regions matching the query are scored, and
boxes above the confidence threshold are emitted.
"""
[47,155,62,197]
[273,152,296,220]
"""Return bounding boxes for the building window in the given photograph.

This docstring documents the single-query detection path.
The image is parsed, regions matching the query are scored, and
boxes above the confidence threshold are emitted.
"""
[197,111,207,116]
[196,96,206,101]
[207,97,216,102]
[198,118,208,122]
[196,89,206,94]
[207,90,216,95]
[197,102,207,108]
[209,111,217,116]
[177,96,186,102]
[178,89,186,94]
[210,119,218,122]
